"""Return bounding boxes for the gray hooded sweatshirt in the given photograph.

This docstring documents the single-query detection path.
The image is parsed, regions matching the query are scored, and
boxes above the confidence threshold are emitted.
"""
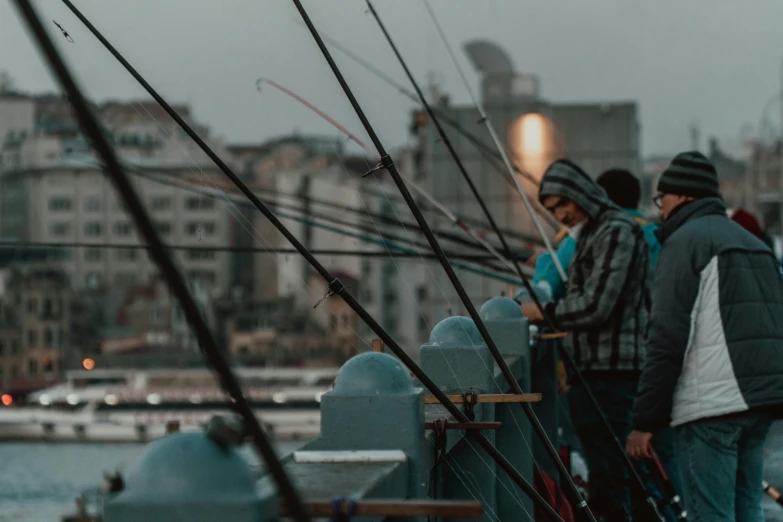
[539,159,650,373]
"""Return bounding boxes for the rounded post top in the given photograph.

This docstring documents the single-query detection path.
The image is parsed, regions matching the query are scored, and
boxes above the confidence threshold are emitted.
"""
[427,316,485,347]
[332,352,413,395]
[120,432,256,500]
[480,297,525,321]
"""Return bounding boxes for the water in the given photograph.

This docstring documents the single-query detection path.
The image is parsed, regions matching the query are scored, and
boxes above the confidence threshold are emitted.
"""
[0,440,304,522]
[3,427,783,521]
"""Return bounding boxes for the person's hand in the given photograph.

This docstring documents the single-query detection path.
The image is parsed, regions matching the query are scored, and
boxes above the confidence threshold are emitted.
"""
[520,301,544,323]
[626,430,653,460]
[523,246,544,267]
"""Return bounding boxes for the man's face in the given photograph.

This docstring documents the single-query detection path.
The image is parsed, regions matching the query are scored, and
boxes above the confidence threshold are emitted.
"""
[542,195,587,228]
[654,192,692,221]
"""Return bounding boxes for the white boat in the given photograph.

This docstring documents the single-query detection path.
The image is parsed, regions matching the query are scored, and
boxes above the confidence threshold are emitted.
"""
[0,366,336,443]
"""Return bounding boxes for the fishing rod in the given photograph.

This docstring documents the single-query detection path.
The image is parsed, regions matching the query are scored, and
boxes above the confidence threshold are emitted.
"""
[363,2,594,520]
[148,166,533,257]
[419,0,565,282]
[192,167,541,247]
[60,3,562,518]
[295,1,588,519]
[421,5,665,520]
[12,2,311,521]
[134,168,497,260]
[647,445,687,520]
[257,76,541,257]
[130,168,525,284]
[0,240,528,261]
[291,17,562,233]
[255,77,534,274]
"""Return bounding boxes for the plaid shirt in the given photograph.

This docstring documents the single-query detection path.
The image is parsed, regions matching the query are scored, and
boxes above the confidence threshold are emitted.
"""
[540,160,651,372]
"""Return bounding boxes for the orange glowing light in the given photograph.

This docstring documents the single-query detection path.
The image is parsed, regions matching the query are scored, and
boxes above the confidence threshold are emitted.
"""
[1,394,12,406]
[508,112,561,182]
[82,358,96,371]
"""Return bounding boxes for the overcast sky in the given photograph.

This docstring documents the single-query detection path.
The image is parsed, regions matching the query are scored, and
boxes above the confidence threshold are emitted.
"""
[2,0,783,160]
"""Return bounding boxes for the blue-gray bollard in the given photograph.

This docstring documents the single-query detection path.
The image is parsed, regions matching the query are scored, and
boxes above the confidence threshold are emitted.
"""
[479,297,533,522]
[103,418,272,522]
[420,316,496,522]
[317,351,426,499]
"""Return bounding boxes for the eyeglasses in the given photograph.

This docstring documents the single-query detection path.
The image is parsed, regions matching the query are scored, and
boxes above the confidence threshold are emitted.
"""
[652,194,664,209]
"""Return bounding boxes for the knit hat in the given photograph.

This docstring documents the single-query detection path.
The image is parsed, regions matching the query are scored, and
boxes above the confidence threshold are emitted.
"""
[730,207,763,237]
[596,168,641,209]
[656,151,721,199]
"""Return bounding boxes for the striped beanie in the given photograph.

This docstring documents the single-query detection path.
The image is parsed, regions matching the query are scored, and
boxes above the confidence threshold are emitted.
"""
[656,151,720,199]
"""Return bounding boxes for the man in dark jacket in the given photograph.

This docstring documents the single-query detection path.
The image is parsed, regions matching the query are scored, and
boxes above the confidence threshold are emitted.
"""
[522,159,650,521]
[627,151,783,521]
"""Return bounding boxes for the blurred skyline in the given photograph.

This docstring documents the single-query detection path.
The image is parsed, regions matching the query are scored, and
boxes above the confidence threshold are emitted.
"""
[2,0,783,161]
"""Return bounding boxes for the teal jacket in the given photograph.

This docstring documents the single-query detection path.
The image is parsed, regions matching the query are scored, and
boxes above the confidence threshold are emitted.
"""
[534,209,660,301]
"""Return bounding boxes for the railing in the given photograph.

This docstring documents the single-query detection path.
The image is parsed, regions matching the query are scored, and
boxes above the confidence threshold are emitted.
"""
[81,296,566,522]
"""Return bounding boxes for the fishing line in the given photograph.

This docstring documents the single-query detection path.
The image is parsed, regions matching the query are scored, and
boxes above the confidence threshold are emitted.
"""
[256,76,539,257]
[61,3,565,517]
[360,2,591,517]
[52,20,73,42]
[426,430,533,521]
[12,2,311,520]
[270,56,555,522]
[421,3,667,520]
[420,0,565,282]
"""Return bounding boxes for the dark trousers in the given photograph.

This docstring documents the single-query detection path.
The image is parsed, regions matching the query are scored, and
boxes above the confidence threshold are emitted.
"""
[567,379,678,521]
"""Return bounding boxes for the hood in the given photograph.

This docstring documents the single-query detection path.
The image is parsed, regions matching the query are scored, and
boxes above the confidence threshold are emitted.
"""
[538,159,615,220]
[656,197,726,245]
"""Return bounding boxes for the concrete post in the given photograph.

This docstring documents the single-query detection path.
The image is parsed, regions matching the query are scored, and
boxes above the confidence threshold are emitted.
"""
[479,297,533,522]
[317,351,426,499]
[103,422,271,522]
[420,316,496,522]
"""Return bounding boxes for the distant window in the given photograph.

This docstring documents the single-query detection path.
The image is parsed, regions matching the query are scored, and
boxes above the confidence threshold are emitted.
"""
[27,298,37,314]
[85,272,102,288]
[28,359,37,376]
[43,328,53,348]
[185,222,216,237]
[116,249,137,261]
[49,223,70,237]
[27,330,36,348]
[85,249,102,262]
[48,197,72,212]
[150,197,171,211]
[84,222,102,237]
[113,222,133,236]
[185,197,214,211]
[155,222,171,235]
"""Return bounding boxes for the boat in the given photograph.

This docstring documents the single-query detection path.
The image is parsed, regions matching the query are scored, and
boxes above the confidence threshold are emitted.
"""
[0,366,336,443]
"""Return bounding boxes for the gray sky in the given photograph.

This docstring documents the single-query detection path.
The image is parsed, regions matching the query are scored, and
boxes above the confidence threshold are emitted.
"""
[3,0,783,160]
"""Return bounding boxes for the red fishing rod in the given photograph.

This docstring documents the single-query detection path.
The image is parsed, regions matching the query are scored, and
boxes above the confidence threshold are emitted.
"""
[647,444,687,520]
